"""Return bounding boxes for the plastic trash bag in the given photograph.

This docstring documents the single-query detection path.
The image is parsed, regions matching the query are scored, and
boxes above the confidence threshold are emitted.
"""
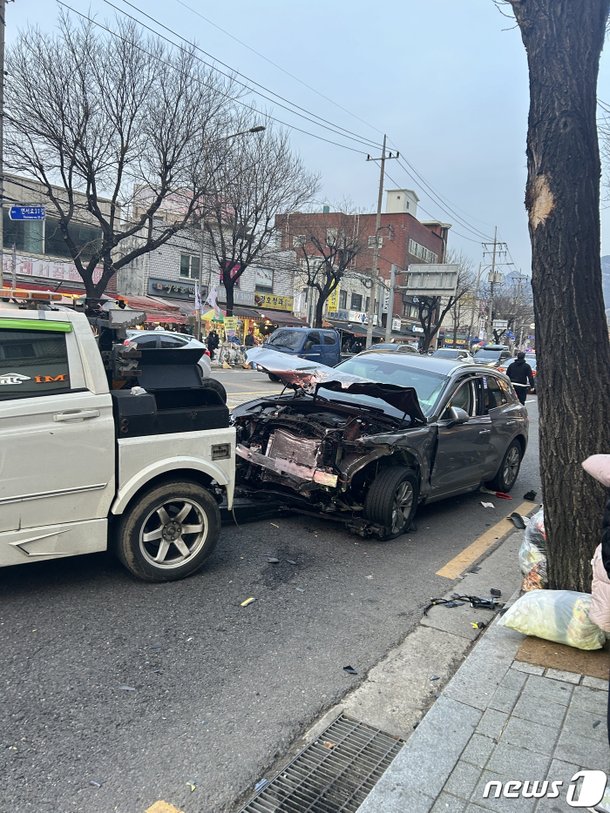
[590,544,610,633]
[499,589,606,650]
[524,506,546,553]
[518,507,547,590]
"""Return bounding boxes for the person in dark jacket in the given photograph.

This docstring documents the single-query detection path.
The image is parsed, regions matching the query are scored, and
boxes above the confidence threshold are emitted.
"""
[506,351,535,404]
[206,329,220,360]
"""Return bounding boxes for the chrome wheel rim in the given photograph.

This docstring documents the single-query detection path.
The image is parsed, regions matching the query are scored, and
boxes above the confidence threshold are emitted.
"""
[391,480,414,533]
[139,499,208,569]
[503,446,521,489]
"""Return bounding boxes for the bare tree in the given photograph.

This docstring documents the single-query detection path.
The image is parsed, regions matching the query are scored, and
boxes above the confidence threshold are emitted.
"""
[506,0,610,591]
[445,251,477,345]
[283,211,365,327]
[203,118,318,316]
[486,276,535,345]
[4,13,236,300]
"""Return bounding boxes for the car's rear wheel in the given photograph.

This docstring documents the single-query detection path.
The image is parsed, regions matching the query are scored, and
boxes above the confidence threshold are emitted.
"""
[486,440,523,492]
[364,467,419,540]
[115,481,220,581]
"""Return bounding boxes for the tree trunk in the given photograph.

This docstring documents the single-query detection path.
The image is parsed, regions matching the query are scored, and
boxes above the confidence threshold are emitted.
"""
[223,269,235,317]
[511,0,610,590]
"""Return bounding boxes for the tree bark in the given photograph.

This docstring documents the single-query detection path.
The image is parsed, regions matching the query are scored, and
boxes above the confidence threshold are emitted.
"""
[510,0,610,590]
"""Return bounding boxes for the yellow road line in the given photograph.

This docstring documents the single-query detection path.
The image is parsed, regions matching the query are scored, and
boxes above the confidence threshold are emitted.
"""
[146,803,184,813]
[435,500,534,580]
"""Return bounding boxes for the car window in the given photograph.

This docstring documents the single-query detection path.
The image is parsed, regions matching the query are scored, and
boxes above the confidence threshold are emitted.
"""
[479,375,508,413]
[444,380,474,417]
[131,334,158,348]
[266,330,302,350]
[0,327,72,400]
[159,335,188,348]
[307,332,322,345]
[323,334,336,345]
[497,376,518,402]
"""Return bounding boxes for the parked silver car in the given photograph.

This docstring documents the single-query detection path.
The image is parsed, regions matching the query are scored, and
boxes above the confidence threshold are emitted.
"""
[234,349,529,540]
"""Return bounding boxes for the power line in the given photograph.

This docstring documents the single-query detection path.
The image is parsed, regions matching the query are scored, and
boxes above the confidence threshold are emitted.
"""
[172,0,385,142]
[111,0,382,151]
[55,1,370,156]
[100,0,381,152]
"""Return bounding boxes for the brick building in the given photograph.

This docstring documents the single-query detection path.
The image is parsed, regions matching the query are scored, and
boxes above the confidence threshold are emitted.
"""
[276,190,450,343]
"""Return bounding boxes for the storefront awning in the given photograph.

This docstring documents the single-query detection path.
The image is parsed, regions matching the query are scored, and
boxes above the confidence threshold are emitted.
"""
[119,294,186,324]
[260,311,307,326]
[327,319,386,338]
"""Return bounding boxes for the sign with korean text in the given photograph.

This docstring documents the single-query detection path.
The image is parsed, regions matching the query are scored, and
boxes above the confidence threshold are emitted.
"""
[9,205,46,221]
[254,292,294,311]
[148,277,200,300]
[326,286,340,313]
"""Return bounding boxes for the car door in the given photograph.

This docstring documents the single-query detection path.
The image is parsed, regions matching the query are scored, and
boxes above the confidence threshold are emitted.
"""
[475,373,526,479]
[430,377,492,497]
[0,319,115,551]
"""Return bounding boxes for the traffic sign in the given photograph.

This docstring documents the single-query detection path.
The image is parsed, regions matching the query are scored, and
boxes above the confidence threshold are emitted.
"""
[9,205,46,221]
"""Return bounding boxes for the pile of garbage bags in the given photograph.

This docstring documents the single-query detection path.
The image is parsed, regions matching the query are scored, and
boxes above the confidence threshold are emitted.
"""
[504,505,608,650]
[499,589,606,650]
[518,507,547,591]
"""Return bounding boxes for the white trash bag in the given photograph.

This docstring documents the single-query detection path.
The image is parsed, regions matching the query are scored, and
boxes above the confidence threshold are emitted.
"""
[499,589,606,650]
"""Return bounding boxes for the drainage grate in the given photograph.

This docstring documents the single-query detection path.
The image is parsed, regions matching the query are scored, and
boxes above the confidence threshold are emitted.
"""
[239,714,404,813]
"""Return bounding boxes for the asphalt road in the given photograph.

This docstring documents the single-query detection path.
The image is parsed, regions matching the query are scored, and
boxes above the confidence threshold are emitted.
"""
[0,373,540,813]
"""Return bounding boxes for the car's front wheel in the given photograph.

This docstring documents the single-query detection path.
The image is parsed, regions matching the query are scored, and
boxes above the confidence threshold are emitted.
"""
[486,440,523,492]
[115,481,220,581]
[364,467,419,540]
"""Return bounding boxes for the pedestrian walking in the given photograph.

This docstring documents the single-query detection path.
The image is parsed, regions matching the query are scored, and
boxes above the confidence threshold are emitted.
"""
[506,351,535,404]
[244,329,256,348]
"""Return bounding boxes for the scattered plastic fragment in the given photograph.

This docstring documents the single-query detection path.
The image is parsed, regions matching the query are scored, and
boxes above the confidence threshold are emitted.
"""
[593,720,602,729]
[240,597,256,607]
[270,522,280,528]
[295,587,305,592]
[343,665,358,675]
[468,566,481,574]
[480,501,495,509]
[480,486,496,495]
[321,740,336,749]
[490,588,502,597]
[287,559,297,565]
[118,685,136,692]
[430,675,440,681]
[495,492,512,500]
[509,512,526,530]
[523,490,537,501]
[267,557,280,564]
[89,780,102,788]
[186,782,196,793]
[471,621,487,630]
[255,779,269,793]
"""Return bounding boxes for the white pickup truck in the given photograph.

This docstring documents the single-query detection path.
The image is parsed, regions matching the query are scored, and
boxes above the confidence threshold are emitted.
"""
[0,305,235,581]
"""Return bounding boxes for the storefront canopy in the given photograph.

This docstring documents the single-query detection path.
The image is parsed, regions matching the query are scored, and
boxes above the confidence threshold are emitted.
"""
[327,319,386,339]
[119,294,186,325]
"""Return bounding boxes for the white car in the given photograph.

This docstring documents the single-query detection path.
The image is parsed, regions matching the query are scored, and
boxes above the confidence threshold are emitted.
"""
[125,330,212,378]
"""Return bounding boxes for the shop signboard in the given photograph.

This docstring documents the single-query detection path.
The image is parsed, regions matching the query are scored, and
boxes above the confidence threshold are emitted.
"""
[254,292,294,311]
[326,286,340,312]
[148,277,201,300]
[392,317,402,332]
[216,287,256,306]
[348,310,379,326]
[327,309,349,321]
[405,264,459,296]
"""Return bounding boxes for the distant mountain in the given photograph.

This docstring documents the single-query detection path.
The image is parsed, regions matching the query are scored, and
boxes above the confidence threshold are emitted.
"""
[601,256,610,313]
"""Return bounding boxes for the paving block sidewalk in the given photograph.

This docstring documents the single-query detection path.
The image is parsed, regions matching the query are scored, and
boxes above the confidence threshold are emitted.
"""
[357,616,610,813]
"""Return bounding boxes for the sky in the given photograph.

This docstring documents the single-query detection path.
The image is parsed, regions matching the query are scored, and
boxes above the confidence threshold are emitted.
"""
[6,0,610,280]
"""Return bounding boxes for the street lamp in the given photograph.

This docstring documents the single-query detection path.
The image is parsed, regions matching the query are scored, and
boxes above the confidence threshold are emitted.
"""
[195,125,266,339]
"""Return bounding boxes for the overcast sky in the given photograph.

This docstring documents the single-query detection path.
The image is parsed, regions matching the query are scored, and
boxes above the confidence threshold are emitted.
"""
[7,0,610,279]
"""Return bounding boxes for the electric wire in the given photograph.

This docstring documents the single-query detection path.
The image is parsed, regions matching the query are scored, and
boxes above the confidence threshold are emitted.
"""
[110,0,382,151]
[54,0,370,156]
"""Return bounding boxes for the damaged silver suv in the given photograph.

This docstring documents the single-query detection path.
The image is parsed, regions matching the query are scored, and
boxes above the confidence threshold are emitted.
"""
[233,349,528,540]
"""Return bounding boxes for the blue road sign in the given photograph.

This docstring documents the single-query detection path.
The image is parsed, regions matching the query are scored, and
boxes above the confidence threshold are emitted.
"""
[9,205,46,221]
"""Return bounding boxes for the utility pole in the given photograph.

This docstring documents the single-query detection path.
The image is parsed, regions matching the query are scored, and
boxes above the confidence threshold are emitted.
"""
[365,135,398,348]
[482,227,512,341]
[0,0,6,289]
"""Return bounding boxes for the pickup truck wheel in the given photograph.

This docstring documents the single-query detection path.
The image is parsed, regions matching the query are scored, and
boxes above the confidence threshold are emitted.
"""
[199,378,227,404]
[364,467,419,540]
[116,481,220,582]
[485,440,522,492]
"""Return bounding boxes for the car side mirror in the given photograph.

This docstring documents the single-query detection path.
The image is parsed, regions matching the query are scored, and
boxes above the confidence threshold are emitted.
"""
[446,406,470,425]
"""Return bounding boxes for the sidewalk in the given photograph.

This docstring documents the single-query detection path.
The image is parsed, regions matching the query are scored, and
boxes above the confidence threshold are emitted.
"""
[357,543,610,812]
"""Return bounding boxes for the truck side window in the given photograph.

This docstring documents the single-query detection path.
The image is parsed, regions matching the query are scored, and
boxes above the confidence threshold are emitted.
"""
[323,334,336,345]
[0,328,72,399]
